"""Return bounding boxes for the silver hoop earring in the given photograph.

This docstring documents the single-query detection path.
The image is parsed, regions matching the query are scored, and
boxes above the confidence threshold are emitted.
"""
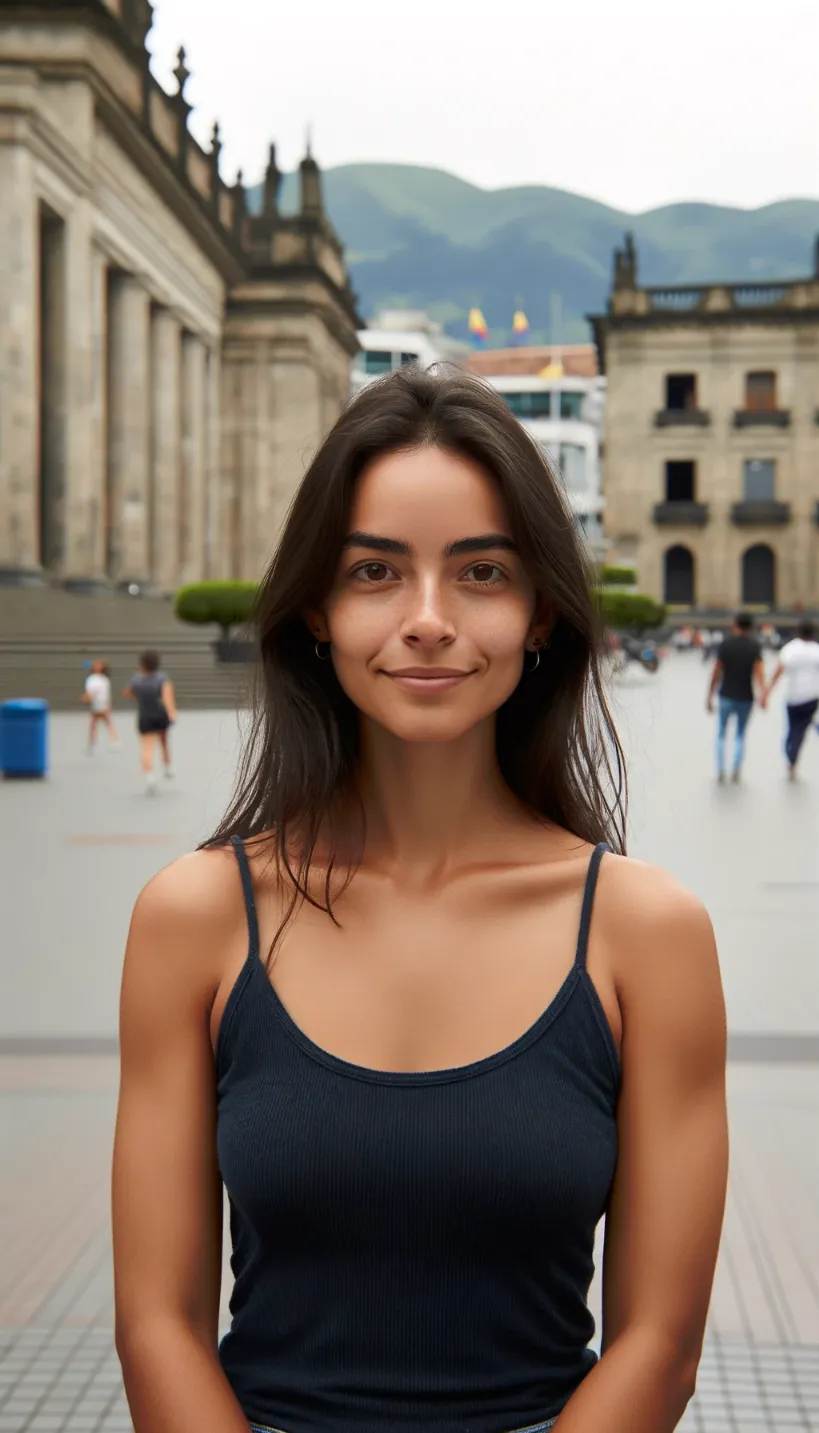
[314,640,332,661]
[524,647,541,673]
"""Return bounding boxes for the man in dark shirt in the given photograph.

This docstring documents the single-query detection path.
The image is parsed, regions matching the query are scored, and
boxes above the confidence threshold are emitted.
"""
[706,613,765,782]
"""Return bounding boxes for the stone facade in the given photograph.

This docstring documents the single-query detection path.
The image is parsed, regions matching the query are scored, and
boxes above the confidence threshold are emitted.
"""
[0,1,360,591]
[590,236,819,611]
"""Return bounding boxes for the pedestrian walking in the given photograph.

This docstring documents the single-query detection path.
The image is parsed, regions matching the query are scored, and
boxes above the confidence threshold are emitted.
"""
[707,613,765,782]
[123,650,177,795]
[763,619,819,779]
[81,659,119,753]
[113,368,727,1433]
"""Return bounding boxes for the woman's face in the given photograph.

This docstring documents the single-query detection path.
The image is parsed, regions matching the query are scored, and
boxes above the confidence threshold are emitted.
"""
[310,446,550,744]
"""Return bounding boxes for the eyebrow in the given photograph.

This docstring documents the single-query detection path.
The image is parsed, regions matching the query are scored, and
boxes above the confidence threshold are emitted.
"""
[342,531,518,558]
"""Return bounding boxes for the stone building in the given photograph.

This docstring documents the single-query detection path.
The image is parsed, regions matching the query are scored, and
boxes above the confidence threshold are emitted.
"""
[590,236,819,610]
[0,0,359,592]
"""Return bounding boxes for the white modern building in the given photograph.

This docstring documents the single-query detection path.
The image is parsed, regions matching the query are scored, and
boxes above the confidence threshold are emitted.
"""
[484,373,607,548]
[351,311,469,394]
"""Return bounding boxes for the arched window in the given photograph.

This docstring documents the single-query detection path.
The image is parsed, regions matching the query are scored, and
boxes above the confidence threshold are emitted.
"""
[664,545,695,605]
[741,545,775,605]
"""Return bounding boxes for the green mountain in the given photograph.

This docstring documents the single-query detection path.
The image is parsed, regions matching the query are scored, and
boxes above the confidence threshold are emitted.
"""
[254,164,819,345]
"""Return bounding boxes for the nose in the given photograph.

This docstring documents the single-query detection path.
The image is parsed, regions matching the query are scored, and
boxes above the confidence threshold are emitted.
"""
[399,573,456,648]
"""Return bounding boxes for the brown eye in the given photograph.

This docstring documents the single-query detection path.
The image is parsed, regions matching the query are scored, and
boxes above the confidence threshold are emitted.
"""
[354,562,394,583]
[464,562,504,585]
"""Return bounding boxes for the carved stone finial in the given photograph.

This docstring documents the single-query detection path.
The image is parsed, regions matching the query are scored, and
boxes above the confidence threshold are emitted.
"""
[300,141,323,220]
[305,124,313,159]
[814,233,819,279]
[263,142,281,216]
[173,45,190,99]
[211,120,221,153]
[236,167,244,187]
[613,231,638,292]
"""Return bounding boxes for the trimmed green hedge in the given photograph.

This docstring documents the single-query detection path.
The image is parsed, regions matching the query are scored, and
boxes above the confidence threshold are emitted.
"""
[599,564,637,587]
[596,589,666,631]
[174,581,258,636]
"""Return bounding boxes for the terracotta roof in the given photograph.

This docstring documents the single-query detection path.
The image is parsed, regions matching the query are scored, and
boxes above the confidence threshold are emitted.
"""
[465,345,598,379]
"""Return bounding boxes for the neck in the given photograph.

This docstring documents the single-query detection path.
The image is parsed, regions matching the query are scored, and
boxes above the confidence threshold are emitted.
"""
[351,717,521,881]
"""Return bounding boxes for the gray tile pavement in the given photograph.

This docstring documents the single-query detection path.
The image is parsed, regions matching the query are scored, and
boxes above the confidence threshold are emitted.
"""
[2,655,818,1429]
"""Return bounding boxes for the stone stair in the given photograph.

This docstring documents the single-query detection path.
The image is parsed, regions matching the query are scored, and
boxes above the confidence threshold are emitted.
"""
[0,588,253,710]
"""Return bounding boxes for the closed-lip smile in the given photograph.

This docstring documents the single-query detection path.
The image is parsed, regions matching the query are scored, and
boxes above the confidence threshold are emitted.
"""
[384,667,474,692]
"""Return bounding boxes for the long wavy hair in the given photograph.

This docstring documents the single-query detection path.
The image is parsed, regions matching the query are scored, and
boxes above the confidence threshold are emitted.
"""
[205,366,626,954]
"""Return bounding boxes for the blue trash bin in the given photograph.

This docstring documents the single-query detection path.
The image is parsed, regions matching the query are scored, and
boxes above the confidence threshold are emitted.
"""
[0,699,49,778]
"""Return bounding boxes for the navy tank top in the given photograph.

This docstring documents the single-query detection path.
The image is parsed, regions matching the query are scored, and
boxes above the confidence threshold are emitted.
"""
[216,839,620,1433]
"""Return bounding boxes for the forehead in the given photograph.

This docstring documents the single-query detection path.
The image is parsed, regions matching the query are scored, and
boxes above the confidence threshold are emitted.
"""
[351,446,510,534]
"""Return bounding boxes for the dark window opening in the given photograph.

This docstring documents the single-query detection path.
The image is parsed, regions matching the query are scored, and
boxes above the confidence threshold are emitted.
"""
[504,391,552,418]
[559,391,584,419]
[363,350,393,375]
[665,374,697,411]
[742,545,776,605]
[664,546,695,604]
[400,352,419,367]
[743,459,775,502]
[665,460,695,503]
[745,371,776,412]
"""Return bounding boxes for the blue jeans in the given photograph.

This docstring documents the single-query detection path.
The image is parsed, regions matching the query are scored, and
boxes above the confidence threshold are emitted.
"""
[716,697,753,775]
[785,699,818,768]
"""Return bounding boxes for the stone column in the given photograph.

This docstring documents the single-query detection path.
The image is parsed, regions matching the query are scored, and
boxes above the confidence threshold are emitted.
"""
[63,201,108,583]
[204,345,223,578]
[149,308,181,591]
[0,94,40,580]
[179,332,207,583]
[107,275,151,581]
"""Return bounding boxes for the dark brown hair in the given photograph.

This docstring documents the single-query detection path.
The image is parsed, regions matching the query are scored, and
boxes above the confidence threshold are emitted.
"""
[140,649,160,673]
[206,366,626,947]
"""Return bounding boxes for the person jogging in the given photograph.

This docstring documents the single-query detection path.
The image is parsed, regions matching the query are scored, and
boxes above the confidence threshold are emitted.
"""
[707,613,765,783]
[763,619,819,779]
[124,650,177,795]
[81,659,120,754]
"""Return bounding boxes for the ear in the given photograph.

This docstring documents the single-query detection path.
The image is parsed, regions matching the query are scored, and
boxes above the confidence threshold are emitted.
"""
[526,598,556,650]
[303,609,329,643]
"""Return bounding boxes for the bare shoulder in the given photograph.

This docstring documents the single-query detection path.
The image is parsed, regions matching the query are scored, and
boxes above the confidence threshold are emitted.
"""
[124,845,248,1010]
[596,852,719,995]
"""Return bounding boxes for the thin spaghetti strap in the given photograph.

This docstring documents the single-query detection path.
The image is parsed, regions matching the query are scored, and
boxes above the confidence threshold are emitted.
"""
[574,843,609,969]
[230,835,260,959]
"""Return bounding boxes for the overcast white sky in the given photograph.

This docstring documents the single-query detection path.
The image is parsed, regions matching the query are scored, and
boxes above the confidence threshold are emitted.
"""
[149,0,819,213]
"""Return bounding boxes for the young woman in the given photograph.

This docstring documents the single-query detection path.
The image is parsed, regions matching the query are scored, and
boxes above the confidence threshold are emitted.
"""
[81,659,119,753]
[113,369,728,1433]
[124,650,177,794]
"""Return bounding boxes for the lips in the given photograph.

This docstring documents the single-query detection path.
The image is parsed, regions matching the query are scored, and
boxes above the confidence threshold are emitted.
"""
[384,667,474,693]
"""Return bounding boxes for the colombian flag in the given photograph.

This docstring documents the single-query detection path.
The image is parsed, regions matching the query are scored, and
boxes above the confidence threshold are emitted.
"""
[468,307,489,346]
[510,310,530,346]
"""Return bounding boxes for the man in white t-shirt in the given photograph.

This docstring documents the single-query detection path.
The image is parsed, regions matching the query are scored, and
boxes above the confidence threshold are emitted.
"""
[763,621,819,778]
[81,659,120,753]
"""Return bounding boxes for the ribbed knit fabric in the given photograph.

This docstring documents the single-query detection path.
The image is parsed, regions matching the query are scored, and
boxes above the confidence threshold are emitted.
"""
[217,839,620,1433]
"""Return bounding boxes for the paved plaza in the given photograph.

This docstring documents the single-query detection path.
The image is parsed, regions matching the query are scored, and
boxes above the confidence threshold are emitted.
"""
[1,655,818,1431]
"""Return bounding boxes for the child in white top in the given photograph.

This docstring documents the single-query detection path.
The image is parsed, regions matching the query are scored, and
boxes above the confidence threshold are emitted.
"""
[81,659,120,753]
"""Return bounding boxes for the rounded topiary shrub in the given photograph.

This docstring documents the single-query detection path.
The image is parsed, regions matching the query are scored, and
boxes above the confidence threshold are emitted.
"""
[596,590,666,631]
[599,564,637,588]
[174,581,259,638]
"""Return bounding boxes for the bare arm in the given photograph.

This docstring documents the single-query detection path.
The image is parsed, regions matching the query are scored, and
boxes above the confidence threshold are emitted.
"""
[762,659,783,707]
[706,659,723,711]
[556,861,728,1432]
[161,679,177,723]
[113,854,250,1433]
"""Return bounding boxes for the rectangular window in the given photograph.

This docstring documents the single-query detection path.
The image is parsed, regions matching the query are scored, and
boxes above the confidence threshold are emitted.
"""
[743,459,775,501]
[503,391,552,418]
[559,443,587,492]
[665,374,697,411]
[745,371,776,411]
[363,350,394,375]
[400,352,419,367]
[665,460,695,502]
[559,391,584,419]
